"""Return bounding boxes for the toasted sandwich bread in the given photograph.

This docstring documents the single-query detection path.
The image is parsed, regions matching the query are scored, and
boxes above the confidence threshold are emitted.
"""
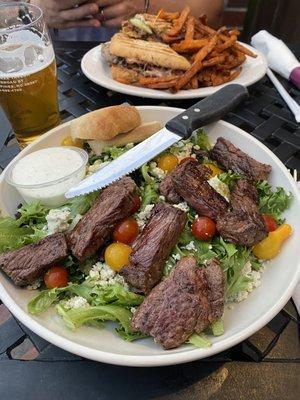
[109,33,191,71]
[88,122,162,154]
[70,105,141,141]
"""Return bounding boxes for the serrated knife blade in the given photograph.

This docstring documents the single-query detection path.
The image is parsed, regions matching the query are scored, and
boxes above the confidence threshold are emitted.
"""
[65,128,179,198]
[65,84,249,198]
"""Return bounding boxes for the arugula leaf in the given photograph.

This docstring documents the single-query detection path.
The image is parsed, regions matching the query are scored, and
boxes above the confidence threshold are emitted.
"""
[187,333,211,348]
[256,180,292,224]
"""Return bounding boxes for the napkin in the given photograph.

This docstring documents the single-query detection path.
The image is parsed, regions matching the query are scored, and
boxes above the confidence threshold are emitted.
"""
[251,30,300,89]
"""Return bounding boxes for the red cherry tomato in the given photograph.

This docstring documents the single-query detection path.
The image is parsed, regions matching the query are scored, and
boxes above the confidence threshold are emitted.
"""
[191,216,216,241]
[113,217,139,244]
[179,156,197,165]
[131,196,141,214]
[262,214,277,232]
[44,266,68,289]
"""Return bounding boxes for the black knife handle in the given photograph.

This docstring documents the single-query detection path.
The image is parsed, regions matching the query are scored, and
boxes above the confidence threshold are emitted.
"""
[165,84,249,138]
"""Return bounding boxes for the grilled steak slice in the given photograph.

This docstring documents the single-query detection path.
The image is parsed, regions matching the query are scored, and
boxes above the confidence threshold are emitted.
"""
[195,259,225,333]
[171,160,228,220]
[210,137,271,181]
[131,257,225,349]
[67,177,137,261]
[217,210,267,247]
[131,257,208,349]
[217,179,267,247]
[121,203,187,293]
[230,178,259,213]
[159,172,182,203]
[0,233,68,286]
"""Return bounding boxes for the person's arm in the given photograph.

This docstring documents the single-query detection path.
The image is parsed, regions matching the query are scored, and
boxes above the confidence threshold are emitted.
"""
[31,0,101,29]
[97,0,225,28]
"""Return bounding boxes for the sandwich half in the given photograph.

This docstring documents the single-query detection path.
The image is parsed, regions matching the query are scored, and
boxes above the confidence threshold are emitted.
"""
[102,33,191,85]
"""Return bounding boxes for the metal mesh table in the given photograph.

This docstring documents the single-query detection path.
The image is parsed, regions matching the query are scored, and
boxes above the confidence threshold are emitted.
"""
[0,42,299,400]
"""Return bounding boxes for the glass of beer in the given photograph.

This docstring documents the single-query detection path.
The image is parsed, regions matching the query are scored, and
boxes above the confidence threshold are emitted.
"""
[0,2,60,147]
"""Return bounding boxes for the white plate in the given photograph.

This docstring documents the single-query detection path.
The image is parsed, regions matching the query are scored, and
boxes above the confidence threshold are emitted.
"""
[81,43,267,99]
[0,106,300,367]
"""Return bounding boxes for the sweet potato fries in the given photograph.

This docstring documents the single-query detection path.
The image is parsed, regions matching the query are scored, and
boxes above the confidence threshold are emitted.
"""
[137,6,257,92]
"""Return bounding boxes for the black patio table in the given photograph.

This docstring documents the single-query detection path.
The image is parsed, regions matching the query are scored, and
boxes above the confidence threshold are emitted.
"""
[0,39,299,400]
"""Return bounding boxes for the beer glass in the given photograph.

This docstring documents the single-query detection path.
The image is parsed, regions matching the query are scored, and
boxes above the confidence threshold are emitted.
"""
[0,2,60,147]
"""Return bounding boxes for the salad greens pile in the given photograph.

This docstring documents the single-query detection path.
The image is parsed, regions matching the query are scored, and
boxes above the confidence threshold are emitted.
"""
[0,130,293,348]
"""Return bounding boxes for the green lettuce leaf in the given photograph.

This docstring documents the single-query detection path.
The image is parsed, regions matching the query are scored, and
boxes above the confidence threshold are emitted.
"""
[256,180,292,224]
[115,327,148,342]
[218,171,241,190]
[103,144,134,160]
[60,191,99,217]
[212,237,261,299]
[28,282,144,315]
[187,333,211,348]
[17,201,49,226]
[28,287,68,314]
[140,164,159,210]
[0,216,46,254]
[90,284,144,307]
[191,129,211,150]
[56,304,132,332]
[210,319,224,336]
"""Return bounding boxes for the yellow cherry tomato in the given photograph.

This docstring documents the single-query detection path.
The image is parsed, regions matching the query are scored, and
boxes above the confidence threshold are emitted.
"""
[157,153,179,173]
[104,242,132,272]
[61,136,82,148]
[252,224,292,260]
[202,163,223,177]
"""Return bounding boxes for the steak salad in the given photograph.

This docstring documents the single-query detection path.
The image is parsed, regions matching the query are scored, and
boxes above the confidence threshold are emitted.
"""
[0,130,293,349]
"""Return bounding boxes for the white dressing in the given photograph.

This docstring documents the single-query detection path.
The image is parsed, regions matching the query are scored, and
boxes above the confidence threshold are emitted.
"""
[6,147,88,207]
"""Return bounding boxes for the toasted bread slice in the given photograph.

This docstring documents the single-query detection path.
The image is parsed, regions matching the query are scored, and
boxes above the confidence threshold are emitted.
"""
[109,33,191,71]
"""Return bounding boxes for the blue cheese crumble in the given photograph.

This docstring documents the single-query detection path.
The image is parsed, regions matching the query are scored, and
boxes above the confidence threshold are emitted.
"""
[136,204,154,229]
[64,296,89,310]
[88,262,127,287]
[46,208,72,234]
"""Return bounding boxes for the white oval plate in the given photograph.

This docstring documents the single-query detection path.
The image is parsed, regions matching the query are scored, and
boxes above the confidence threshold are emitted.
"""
[0,106,300,367]
[81,43,267,99]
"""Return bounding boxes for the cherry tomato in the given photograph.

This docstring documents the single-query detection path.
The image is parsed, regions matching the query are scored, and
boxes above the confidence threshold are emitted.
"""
[191,216,216,241]
[262,214,278,232]
[179,156,197,165]
[44,266,68,289]
[131,196,141,214]
[157,153,179,173]
[104,243,132,272]
[61,136,82,148]
[202,163,223,177]
[113,217,139,244]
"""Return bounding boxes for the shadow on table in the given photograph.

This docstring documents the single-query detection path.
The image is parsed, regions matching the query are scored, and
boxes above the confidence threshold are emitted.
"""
[1,356,226,400]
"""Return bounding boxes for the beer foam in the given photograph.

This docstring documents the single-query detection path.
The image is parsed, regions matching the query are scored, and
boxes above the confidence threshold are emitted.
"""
[0,30,54,77]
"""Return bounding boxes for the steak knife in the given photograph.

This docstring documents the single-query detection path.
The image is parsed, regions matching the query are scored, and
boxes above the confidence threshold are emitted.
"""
[66,84,248,198]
